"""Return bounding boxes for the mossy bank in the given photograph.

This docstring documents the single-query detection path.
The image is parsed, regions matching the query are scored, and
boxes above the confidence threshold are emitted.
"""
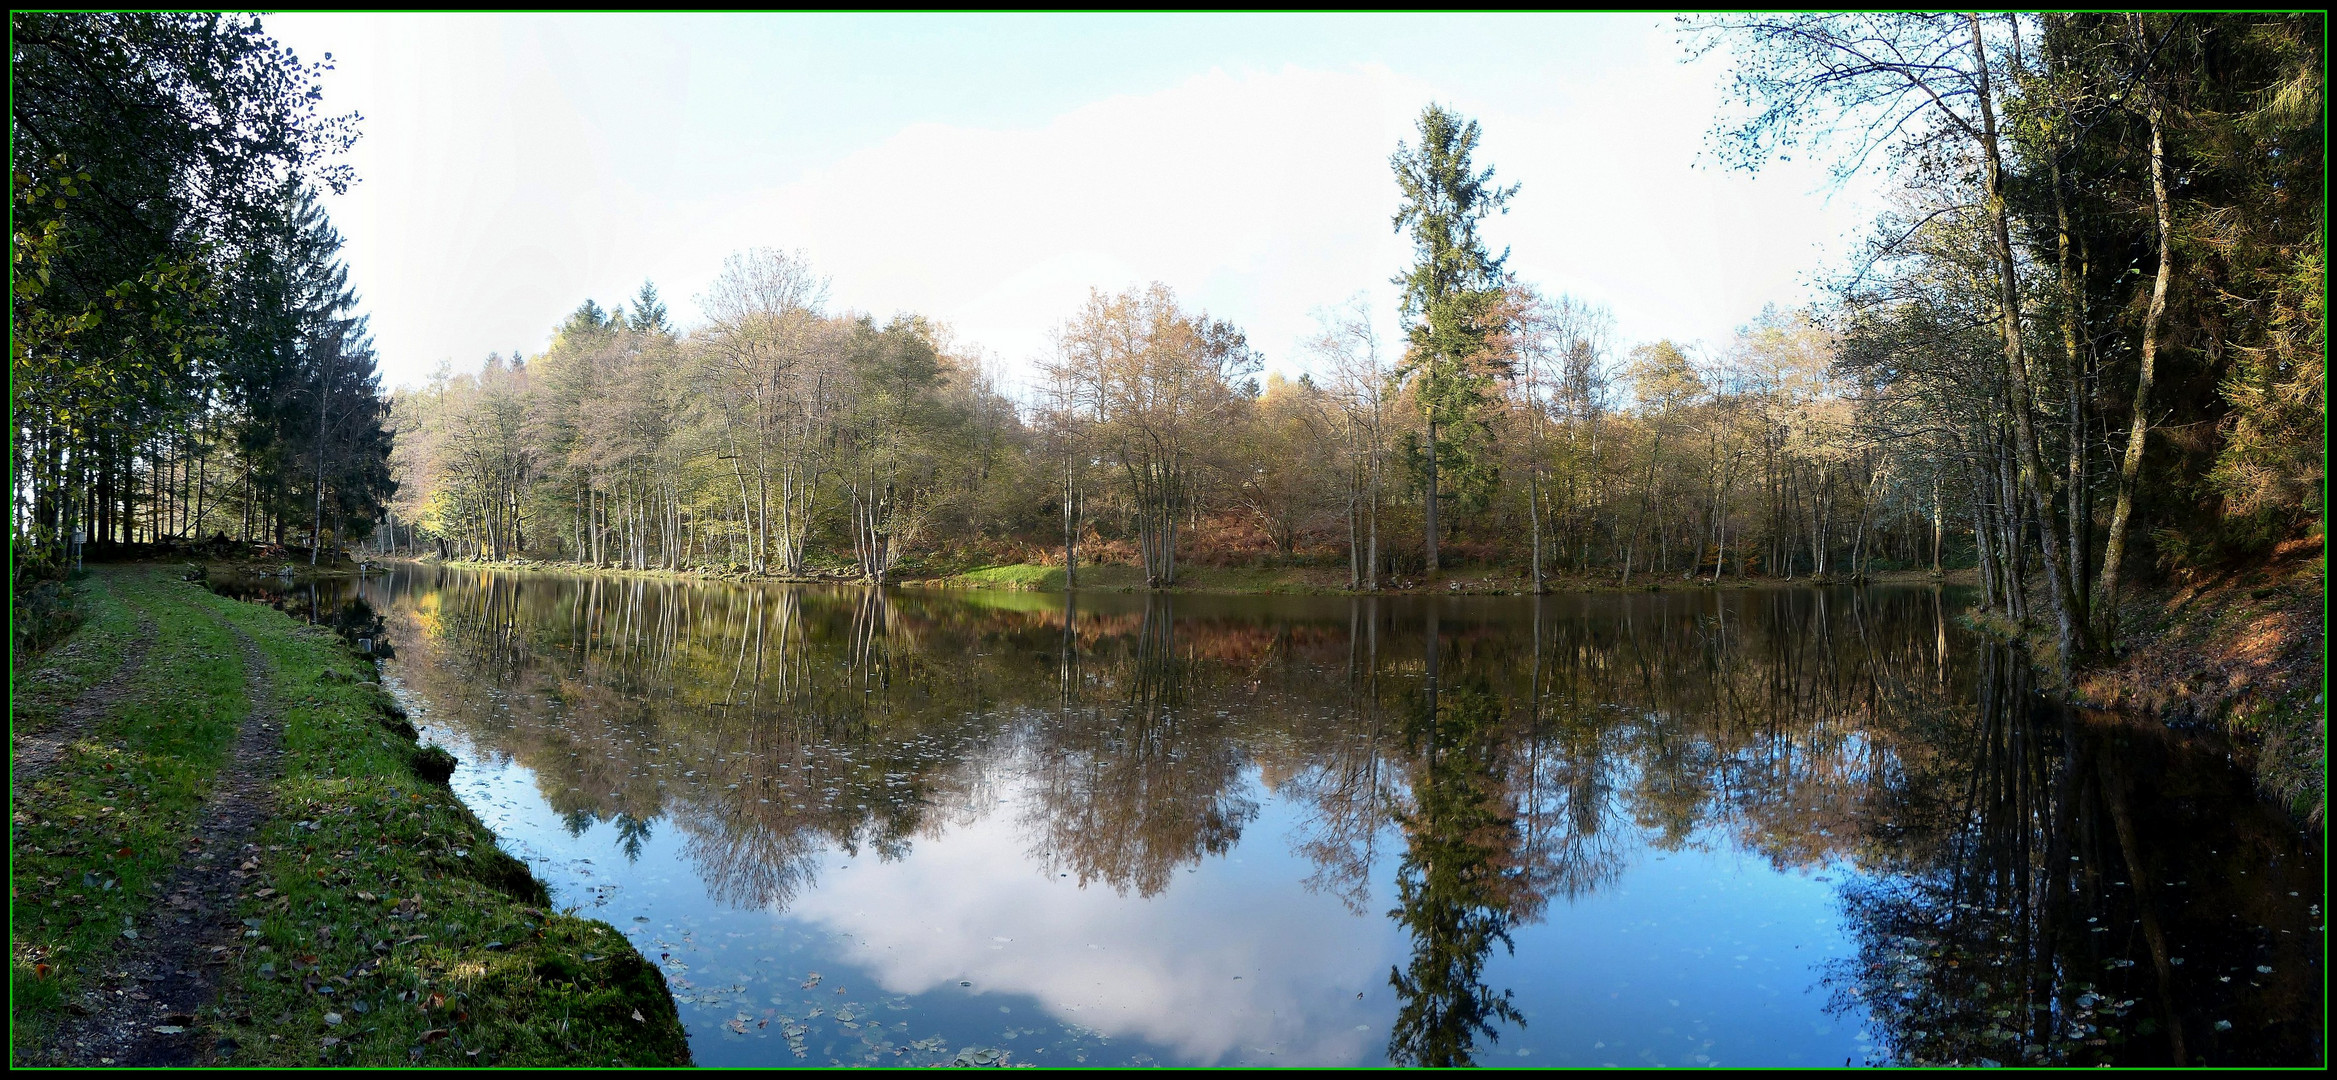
[10,564,691,1066]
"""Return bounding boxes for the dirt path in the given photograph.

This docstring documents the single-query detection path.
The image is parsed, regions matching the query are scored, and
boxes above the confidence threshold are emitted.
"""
[11,573,160,791]
[33,612,284,1067]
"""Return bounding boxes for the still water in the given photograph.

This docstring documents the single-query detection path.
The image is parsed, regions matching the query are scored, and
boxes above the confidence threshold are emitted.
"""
[220,566,2321,1068]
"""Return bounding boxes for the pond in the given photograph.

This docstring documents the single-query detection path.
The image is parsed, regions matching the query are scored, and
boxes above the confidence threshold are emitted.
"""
[214,566,2322,1068]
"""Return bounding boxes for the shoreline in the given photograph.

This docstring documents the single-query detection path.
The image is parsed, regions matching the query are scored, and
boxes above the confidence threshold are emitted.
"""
[374,553,1979,596]
[9,564,691,1066]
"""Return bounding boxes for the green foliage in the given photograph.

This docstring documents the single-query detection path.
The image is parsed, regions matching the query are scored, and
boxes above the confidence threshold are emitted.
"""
[623,281,670,335]
[12,13,388,565]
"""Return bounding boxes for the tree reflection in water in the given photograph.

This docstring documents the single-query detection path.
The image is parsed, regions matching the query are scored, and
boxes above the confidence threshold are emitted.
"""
[1829,641,2322,1067]
[1383,607,1534,1067]
[284,566,2318,1068]
[1025,594,1261,897]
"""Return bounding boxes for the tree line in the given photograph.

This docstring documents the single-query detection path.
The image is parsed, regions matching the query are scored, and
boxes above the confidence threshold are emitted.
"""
[389,106,1963,596]
[11,13,397,587]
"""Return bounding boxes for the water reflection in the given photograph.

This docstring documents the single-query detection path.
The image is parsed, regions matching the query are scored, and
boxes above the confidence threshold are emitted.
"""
[1830,645,2323,1067]
[1386,612,1534,1067]
[215,567,2320,1068]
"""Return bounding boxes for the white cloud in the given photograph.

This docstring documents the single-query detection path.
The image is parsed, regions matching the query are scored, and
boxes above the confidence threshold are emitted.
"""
[267,15,1882,393]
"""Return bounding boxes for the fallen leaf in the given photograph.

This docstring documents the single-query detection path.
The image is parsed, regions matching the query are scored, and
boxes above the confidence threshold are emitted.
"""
[324,1012,343,1026]
[630,1009,644,1023]
[419,1028,450,1044]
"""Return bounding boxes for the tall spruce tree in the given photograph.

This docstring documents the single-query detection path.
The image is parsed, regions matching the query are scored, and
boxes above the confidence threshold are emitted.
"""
[1392,104,1517,575]
[627,280,671,335]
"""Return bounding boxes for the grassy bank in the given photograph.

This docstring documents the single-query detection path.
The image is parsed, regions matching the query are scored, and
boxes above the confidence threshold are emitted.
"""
[2072,538,2326,825]
[9,564,690,1066]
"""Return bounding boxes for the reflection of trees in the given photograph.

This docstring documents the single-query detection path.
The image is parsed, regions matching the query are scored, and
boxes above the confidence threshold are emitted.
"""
[369,565,2317,1068]
[1286,601,1402,915]
[1831,642,2325,1067]
[1023,595,1260,898]
[384,570,2002,927]
[1385,609,1535,1067]
[214,573,392,656]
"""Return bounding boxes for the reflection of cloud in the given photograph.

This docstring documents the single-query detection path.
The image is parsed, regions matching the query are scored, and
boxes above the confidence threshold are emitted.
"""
[788,776,1398,1065]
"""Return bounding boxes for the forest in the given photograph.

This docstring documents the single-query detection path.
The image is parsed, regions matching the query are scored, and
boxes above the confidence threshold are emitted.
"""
[13,13,2323,675]
[12,14,394,573]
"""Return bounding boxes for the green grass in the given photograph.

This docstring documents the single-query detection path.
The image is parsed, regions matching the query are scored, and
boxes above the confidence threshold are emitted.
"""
[947,563,1069,590]
[930,562,1350,594]
[8,565,690,1067]
[10,567,253,1055]
[9,570,140,736]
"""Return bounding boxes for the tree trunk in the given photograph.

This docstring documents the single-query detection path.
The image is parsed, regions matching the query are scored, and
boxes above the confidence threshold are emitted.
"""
[310,347,335,565]
[1423,416,1440,576]
[1970,13,2089,669]
[2050,144,2094,610]
[1063,454,1078,589]
[2096,16,2172,647]
[1528,468,1544,593]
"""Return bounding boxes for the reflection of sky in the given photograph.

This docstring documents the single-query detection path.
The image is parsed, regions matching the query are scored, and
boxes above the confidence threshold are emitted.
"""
[414,686,1874,1068]
[789,769,1397,1065]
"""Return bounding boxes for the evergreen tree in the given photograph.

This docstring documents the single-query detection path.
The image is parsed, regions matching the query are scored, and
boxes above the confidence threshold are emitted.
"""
[218,182,383,549]
[1391,104,1517,574]
[627,280,671,335]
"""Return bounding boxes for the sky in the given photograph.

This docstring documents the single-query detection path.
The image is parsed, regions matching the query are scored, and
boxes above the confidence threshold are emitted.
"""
[264,13,1886,396]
